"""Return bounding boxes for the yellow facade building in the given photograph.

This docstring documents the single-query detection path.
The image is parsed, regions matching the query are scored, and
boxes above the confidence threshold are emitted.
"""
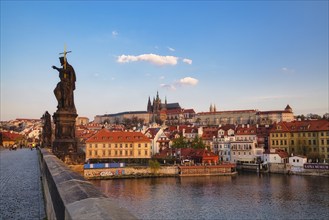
[85,128,151,161]
[269,120,329,160]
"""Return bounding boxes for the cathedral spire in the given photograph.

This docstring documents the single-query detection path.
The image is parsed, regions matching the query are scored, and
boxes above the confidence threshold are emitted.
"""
[147,96,152,112]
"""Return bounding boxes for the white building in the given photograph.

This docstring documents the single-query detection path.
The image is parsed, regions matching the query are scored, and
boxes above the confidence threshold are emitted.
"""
[263,149,289,164]
[289,155,307,167]
[231,124,263,163]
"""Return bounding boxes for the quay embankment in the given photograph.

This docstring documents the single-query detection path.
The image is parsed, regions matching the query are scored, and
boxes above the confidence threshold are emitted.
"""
[83,163,237,179]
[39,148,137,220]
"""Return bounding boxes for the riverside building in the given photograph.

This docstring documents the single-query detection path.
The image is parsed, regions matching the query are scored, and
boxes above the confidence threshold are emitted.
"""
[269,119,329,160]
[85,128,151,162]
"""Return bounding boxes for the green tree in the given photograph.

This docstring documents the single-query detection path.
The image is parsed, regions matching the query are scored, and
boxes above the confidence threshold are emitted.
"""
[171,136,188,148]
[149,159,160,173]
[190,136,206,149]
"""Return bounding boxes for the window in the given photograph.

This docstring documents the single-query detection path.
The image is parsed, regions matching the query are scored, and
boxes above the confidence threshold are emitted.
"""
[120,144,122,148]
[145,150,148,155]
[313,140,316,145]
[103,144,105,148]
[95,144,98,148]
[138,144,141,148]
[291,140,295,145]
[145,143,148,147]
[115,144,118,148]
[88,150,92,156]
[130,144,133,148]
[95,150,98,156]
[297,159,299,162]
[293,159,295,162]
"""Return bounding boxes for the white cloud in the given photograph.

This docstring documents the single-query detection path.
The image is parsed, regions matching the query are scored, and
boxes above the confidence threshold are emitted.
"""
[159,76,165,80]
[183,58,192,65]
[177,77,198,86]
[160,84,176,90]
[112,31,118,37]
[117,53,178,66]
[168,47,175,52]
[161,77,199,90]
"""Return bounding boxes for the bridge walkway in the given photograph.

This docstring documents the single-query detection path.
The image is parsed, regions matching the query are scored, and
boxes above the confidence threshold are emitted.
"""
[0,148,46,219]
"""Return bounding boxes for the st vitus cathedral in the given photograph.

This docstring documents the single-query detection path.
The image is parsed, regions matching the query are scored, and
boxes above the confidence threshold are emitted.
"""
[147,91,181,124]
[147,91,167,124]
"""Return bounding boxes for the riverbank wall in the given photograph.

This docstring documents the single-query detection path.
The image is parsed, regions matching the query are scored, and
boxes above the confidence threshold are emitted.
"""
[84,165,178,179]
[84,164,238,179]
[267,163,329,176]
[39,149,137,219]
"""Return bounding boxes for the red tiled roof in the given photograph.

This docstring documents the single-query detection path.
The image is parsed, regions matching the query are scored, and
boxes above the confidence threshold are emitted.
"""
[270,120,329,133]
[236,125,257,135]
[1,131,24,141]
[183,109,195,114]
[145,128,160,138]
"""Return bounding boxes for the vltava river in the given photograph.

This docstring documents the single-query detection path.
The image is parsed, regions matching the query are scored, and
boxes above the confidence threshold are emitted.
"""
[91,173,329,219]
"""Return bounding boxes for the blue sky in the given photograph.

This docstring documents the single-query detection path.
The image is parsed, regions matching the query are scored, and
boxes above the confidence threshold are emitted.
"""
[1,1,328,121]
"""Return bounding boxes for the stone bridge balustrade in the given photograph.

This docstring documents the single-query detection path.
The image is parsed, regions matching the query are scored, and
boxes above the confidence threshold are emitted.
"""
[39,148,136,220]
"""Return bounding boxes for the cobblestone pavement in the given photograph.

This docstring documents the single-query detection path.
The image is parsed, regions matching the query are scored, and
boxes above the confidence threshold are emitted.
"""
[0,148,46,219]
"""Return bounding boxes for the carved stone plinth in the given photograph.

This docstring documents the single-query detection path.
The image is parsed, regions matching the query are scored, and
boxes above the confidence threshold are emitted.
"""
[52,110,78,162]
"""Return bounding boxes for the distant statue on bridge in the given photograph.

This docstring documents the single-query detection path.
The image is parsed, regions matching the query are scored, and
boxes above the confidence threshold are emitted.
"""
[52,54,76,112]
[41,111,52,148]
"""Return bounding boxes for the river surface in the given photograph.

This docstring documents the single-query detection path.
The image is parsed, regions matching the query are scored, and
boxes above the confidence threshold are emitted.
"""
[91,173,329,219]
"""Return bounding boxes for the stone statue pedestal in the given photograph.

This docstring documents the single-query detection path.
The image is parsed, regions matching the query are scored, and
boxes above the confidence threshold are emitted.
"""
[52,110,79,163]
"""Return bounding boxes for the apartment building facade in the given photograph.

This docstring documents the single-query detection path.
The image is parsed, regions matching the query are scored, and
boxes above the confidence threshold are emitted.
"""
[269,120,329,160]
[85,129,151,161]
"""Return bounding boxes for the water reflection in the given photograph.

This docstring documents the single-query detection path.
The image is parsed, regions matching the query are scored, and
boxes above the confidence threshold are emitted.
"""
[91,174,329,219]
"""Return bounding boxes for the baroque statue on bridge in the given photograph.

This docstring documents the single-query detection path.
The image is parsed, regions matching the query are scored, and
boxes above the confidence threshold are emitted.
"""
[52,53,76,112]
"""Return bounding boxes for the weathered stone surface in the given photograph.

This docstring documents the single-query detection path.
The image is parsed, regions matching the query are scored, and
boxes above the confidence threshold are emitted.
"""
[66,198,137,220]
[40,148,136,219]
[0,148,46,219]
